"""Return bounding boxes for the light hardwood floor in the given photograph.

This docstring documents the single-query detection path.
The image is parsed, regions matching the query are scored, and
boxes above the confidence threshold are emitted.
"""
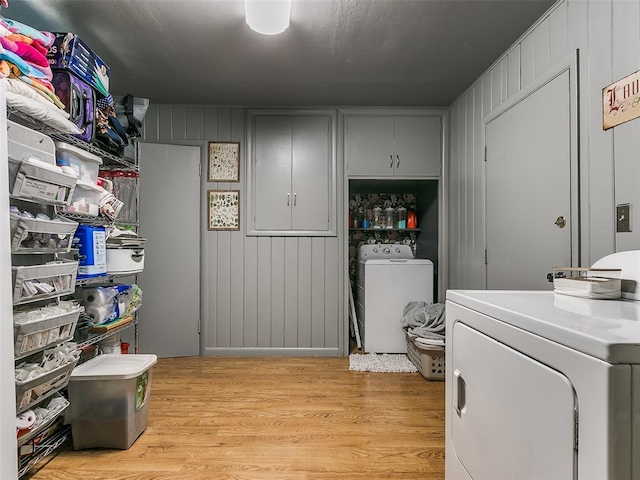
[28,356,445,480]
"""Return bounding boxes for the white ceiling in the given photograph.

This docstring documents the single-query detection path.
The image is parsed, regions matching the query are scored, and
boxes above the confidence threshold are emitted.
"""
[4,0,556,107]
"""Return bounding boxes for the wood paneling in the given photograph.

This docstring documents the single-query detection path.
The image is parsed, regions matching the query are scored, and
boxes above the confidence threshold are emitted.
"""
[447,0,639,288]
[28,357,445,480]
[612,0,640,253]
[142,106,343,355]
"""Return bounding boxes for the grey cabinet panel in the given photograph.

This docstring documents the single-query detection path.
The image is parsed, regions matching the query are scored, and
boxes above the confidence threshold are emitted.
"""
[248,109,336,236]
[345,116,394,177]
[345,113,442,178]
[292,116,331,231]
[394,116,441,176]
[254,116,293,231]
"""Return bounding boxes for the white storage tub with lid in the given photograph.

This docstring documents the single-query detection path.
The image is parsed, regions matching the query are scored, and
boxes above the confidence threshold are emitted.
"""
[67,354,157,450]
[61,179,103,217]
[54,142,102,184]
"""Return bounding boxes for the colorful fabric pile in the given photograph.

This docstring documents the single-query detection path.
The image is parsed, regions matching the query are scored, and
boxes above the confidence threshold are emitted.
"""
[0,15,81,133]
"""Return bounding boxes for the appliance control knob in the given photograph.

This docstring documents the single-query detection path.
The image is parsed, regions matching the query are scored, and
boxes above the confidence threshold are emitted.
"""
[373,248,378,254]
[395,248,400,253]
[383,247,390,254]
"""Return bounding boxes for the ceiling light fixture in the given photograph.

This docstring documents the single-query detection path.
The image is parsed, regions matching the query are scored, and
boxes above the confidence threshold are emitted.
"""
[244,0,292,35]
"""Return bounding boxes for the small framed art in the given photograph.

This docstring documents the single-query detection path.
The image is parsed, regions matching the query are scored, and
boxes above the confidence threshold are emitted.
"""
[208,190,240,230]
[208,142,240,182]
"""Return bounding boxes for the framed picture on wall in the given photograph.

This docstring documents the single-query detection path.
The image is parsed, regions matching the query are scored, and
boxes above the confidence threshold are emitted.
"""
[208,190,240,230]
[208,142,240,182]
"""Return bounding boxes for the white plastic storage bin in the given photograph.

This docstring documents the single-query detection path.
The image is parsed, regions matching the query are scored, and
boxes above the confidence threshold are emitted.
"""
[67,354,158,450]
[13,302,82,358]
[106,247,144,274]
[55,142,102,184]
[9,212,77,253]
[405,333,445,381]
[11,258,78,305]
[61,179,102,217]
[8,157,76,205]
[7,120,56,165]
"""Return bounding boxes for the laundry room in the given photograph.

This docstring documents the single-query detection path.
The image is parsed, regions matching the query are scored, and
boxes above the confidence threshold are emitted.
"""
[2,0,640,479]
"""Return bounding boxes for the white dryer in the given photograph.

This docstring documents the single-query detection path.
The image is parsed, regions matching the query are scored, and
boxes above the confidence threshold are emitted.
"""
[445,251,640,480]
[357,244,433,353]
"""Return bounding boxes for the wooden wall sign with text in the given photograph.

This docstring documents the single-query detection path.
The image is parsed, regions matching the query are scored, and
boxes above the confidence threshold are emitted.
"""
[603,70,640,130]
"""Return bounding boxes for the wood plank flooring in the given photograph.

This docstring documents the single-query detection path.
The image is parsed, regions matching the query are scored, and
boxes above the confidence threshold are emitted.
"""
[27,356,445,480]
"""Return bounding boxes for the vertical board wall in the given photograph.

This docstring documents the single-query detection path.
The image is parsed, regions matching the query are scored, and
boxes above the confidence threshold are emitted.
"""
[448,0,640,289]
[141,107,344,356]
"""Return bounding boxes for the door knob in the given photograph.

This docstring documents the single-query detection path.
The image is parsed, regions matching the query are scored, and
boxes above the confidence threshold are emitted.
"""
[555,216,566,228]
[389,154,393,168]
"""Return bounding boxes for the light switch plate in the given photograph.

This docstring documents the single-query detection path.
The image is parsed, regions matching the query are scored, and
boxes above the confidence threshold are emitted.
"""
[617,204,632,233]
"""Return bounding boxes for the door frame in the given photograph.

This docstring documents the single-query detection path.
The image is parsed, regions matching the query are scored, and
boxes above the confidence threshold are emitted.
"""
[138,139,204,356]
[482,51,582,281]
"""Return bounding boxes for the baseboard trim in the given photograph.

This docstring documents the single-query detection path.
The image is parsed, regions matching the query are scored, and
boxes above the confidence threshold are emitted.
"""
[202,347,342,357]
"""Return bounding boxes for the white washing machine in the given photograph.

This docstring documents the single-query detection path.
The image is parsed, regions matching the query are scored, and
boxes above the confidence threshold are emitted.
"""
[357,244,433,353]
[445,251,640,480]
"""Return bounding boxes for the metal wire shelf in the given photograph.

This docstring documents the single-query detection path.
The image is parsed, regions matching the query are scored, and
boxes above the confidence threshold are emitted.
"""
[77,319,138,349]
[7,108,138,171]
[18,424,71,478]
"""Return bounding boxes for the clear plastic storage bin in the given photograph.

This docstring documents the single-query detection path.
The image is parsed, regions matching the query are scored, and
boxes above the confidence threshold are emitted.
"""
[55,142,102,184]
[61,180,102,217]
[67,354,158,450]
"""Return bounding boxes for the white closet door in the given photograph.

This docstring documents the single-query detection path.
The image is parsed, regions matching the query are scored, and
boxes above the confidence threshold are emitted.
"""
[291,115,330,231]
[253,116,293,231]
[138,143,200,358]
[485,69,572,290]
[451,322,576,480]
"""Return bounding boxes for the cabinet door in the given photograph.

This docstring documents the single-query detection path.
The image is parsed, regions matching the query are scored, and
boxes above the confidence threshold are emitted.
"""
[345,116,394,177]
[393,115,441,177]
[292,115,331,231]
[253,116,293,231]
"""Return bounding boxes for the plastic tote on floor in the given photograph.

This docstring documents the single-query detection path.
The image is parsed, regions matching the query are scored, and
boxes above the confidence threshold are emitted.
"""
[67,353,157,450]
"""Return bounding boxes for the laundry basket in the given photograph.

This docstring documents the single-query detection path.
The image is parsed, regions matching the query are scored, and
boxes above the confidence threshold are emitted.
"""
[405,333,445,381]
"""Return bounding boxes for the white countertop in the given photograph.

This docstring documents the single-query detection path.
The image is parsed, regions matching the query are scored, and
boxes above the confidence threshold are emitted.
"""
[446,289,640,364]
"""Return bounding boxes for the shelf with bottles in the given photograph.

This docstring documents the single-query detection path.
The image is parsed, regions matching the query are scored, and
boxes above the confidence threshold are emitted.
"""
[349,227,421,232]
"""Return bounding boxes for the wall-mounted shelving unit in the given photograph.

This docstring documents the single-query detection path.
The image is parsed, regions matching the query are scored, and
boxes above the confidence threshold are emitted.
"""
[6,107,141,478]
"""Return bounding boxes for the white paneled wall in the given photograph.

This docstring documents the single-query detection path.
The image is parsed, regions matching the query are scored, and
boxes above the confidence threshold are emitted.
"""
[141,106,344,356]
[448,0,640,289]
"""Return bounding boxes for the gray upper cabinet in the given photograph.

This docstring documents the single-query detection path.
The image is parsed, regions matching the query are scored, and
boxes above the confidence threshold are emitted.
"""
[247,109,337,236]
[345,113,442,178]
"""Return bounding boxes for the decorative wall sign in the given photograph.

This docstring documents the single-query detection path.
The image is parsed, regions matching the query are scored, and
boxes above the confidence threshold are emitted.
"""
[208,190,240,230]
[208,142,240,182]
[603,70,640,130]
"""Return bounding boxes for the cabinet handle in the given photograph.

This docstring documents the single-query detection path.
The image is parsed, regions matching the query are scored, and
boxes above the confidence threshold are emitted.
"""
[294,193,297,206]
[396,155,400,168]
[389,154,393,168]
[287,193,290,206]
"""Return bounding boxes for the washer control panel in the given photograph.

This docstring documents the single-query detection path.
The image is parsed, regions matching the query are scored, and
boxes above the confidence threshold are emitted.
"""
[358,244,414,261]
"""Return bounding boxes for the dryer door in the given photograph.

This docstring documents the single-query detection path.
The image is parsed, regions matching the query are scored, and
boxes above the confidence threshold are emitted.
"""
[451,322,576,480]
